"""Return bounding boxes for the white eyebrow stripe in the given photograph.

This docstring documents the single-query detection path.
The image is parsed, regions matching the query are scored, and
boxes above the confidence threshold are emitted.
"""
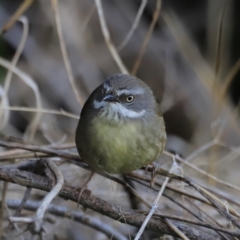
[116,88,144,96]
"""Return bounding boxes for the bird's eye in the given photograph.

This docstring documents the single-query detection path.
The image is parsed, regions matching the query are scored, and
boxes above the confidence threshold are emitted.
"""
[126,95,134,103]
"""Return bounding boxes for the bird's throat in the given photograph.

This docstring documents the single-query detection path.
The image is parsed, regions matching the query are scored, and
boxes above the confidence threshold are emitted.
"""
[94,101,146,121]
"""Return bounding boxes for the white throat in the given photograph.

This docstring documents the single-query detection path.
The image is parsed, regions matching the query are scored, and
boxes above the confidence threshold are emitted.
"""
[93,100,146,121]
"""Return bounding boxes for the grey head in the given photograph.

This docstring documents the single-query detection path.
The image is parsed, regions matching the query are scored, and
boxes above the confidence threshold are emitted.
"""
[85,74,158,121]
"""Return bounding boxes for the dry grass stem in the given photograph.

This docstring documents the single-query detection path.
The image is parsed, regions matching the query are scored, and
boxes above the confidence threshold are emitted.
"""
[0,106,79,119]
[131,0,162,75]
[94,0,129,74]
[0,0,34,35]
[51,0,85,107]
[117,0,147,51]
[9,159,63,233]
[80,4,96,34]
[163,150,240,192]
[134,159,176,240]
[0,57,42,142]
[0,17,28,131]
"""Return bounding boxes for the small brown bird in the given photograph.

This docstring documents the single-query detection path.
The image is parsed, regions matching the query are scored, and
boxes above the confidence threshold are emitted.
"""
[75,73,166,174]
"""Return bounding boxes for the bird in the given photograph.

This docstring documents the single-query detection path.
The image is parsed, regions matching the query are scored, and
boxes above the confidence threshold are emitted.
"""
[75,73,167,175]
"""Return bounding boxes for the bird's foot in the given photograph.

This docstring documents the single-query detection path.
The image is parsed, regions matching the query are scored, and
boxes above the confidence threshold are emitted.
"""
[145,163,158,188]
[73,171,95,207]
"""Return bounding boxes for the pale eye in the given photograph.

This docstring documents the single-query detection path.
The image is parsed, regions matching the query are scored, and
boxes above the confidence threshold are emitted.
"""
[126,95,134,103]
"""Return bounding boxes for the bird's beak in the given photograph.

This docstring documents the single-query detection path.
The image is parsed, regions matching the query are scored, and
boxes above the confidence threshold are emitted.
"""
[103,94,119,102]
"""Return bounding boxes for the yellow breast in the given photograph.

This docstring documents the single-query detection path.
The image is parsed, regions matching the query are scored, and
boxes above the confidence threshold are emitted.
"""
[80,116,165,173]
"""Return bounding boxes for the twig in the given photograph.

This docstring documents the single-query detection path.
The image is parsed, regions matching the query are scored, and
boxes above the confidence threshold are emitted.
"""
[127,172,210,206]
[131,0,162,75]
[51,0,84,106]
[0,166,221,239]
[0,57,42,142]
[0,106,79,119]
[186,182,240,230]
[0,139,80,161]
[0,182,8,235]
[3,17,28,95]
[0,0,34,35]
[219,58,240,100]
[0,139,155,210]
[117,0,147,51]
[214,8,225,77]
[0,142,75,160]
[94,0,129,74]
[7,187,31,231]
[14,188,32,216]
[134,160,176,240]
[9,159,64,233]
[163,150,240,192]
[0,86,9,134]
[4,205,25,240]
[166,219,190,240]
[6,200,127,240]
[145,164,240,230]
[143,165,240,218]
[187,199,230,240]
[185,140,217,163]
[80,4,96,34]
[0,17,29,131]
[6,199,240,238]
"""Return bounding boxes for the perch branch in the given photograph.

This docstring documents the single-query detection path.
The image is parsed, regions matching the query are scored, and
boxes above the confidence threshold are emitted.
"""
[0,164,222,240]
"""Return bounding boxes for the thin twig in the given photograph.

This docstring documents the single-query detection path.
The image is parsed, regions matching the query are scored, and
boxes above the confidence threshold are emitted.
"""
[7,187,32,231]
[51,0,84,106]
[6,199,239,238]
[144,164,240,230]
[141,164,240,219]
[94,0,129,74]
[0,139,80,161]
[0,182,8,235]
[163,150,240,192]
[187,182,240,230]
[185,140,217,163]
[117,0,147,51]
[128,173,210,206]
[0,106,79,119]
[219,58,240,100]
[0,57,42,142]
[165,219,190,240]
[187,199,230,240]
[131,0,162,75]
[9,159,64,233]
[0,17,29,131]
[0,166,222,239]
[80,4,96,34]
[6,200,127,240]
[14,188,32,216]
[0,0,34,35]
[134,160,176,240]
[214,8,225,77]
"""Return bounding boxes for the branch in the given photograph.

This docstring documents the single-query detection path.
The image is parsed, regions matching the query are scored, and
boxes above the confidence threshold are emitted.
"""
[9,159,64,234]
[94,0,129,74]
[6,199,127,240]
[131,0,162,75]
[51,0,84,106]
[0,139,80,161]
[0,164,221,240]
